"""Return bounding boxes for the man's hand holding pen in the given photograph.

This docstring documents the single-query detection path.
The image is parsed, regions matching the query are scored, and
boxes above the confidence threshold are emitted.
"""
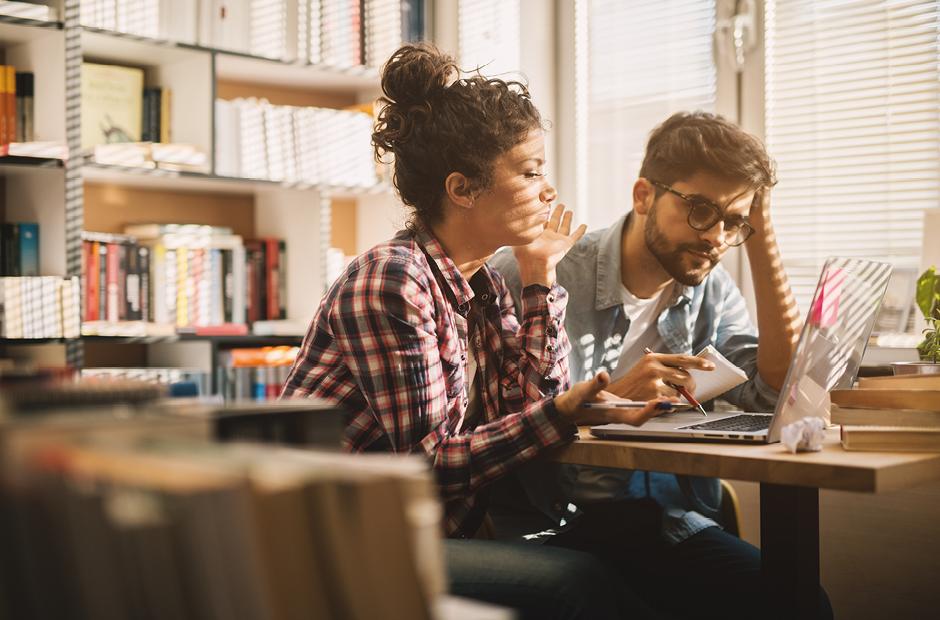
[605,348,716,416]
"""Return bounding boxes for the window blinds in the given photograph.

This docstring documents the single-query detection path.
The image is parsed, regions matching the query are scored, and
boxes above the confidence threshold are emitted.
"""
[765,0,940,310]
[585,0,717,230]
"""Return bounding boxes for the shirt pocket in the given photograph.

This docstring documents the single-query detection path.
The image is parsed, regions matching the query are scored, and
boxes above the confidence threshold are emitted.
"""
[439,348,465,400]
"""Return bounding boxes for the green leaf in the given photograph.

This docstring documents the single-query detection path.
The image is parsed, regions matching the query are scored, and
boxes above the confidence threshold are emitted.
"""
[916,266,940,319]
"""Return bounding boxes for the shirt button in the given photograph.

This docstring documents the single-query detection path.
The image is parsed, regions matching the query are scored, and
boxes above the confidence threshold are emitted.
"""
[546,294,555,303]
[546,325,557,337]
[546,344,554,352]
[480,293,490,302]
[461,353,466,361]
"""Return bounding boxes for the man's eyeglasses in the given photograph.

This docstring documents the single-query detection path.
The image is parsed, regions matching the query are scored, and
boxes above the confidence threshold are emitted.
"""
[649,180,755,247]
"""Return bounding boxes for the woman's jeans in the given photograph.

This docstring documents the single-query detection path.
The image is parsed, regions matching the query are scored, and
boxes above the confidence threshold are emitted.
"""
[445,538,658,620]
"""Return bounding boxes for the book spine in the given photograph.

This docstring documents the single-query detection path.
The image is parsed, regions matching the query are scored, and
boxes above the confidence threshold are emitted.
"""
[5,66,14,147]
[117,242,128,321]
[176,247,189,327]
[139,245,150,322]
[18,223,39,277]
[265,238,279,321]
[86,240,99,321]
[1,223,20,276]
[0,65,7,147]
[160,88,171,143]
[106,242,120,322]
[278,239,287,319]
[98,241,108,321]
[125,240,141,321]
[221,248,233,323]
[141,87,153,142]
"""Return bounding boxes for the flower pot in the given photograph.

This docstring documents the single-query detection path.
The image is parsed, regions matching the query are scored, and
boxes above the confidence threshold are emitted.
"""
[891,361,940,376]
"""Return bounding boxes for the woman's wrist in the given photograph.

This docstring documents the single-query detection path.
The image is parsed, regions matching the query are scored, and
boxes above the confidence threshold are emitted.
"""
[518,265,556,288]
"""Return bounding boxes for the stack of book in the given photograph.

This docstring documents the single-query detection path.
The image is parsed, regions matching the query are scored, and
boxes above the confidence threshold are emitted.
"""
[215,97,378,187]
[0,424,443,619]
[0,1,55,20]
[125,224,248,330]
[81,225,290,335]
[81,366,212,396]
[217,345,298,401]
[0,66,36,150]
[0,276,81,338]
[832,374,940,452]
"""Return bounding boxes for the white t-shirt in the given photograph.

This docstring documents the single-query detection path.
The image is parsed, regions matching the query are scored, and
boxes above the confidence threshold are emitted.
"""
[610,284,673,380]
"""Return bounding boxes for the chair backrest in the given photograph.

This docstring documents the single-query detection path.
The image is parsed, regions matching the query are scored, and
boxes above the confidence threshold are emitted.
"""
[719,479,742,538]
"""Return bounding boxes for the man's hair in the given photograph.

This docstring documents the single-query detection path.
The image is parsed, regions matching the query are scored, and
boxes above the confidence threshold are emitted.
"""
[639,111,776,192]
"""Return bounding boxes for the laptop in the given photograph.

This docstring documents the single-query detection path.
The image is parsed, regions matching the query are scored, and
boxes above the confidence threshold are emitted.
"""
[591,256,893,443]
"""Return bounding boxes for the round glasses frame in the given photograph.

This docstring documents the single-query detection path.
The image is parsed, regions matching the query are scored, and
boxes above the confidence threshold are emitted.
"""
[649,180,755,247]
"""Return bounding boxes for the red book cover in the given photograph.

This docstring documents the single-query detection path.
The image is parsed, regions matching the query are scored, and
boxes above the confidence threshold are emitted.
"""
[85,240,99,321]
[264,238,279,321]
[106,243,120,322]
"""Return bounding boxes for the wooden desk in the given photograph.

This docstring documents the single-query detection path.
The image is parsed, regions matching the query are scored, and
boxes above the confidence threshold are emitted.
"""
[552,428,940,618]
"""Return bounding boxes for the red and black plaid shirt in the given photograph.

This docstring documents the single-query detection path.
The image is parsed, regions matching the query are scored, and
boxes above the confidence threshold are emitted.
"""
[282,228,576,536]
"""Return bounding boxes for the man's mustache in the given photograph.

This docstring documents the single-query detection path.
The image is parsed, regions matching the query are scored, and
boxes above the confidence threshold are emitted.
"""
[680,244,720,263]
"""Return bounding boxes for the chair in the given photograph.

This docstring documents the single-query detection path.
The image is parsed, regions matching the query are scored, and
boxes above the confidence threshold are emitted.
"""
[718,479,742,538]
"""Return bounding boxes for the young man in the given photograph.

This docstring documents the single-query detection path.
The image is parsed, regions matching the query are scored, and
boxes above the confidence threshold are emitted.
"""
[490,111,831,619]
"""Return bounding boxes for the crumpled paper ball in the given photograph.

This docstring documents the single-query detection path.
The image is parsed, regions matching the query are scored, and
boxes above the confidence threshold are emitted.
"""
[781,416,827,454]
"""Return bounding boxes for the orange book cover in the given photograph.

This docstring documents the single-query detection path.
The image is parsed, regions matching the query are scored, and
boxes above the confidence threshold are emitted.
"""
[4,66,14,148]
[0,65,8,146]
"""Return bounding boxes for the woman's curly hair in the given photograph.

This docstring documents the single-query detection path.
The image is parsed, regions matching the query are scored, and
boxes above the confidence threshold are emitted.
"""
[372,43,543,228]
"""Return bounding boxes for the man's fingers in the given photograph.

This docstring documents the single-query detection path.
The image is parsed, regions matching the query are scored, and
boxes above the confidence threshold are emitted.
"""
[651,353,715,371]
[560,210,573,236]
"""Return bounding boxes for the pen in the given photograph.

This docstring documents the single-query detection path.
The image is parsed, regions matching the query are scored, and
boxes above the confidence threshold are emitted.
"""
[643,347,707,417]
[583,401,674,410]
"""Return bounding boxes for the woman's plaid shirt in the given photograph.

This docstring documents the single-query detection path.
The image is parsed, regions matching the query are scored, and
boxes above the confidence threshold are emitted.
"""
[281,228,577,537]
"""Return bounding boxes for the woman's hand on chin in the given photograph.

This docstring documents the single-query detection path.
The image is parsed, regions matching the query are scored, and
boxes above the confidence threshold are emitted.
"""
[512,204,586,287]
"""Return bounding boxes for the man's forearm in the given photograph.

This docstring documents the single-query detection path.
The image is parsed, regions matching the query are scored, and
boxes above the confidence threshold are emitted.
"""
[745,214,801,390]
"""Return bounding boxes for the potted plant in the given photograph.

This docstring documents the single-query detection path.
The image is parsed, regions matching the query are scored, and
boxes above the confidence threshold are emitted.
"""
[893,266,940,374]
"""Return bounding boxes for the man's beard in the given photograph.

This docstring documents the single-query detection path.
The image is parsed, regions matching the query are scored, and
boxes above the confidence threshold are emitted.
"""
[644,204,720,286]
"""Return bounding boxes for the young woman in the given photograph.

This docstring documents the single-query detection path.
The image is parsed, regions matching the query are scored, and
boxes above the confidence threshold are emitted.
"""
[282,43,666,619]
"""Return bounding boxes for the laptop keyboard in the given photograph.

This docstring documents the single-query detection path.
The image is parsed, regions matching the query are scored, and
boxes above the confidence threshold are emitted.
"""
[680,414,772,433]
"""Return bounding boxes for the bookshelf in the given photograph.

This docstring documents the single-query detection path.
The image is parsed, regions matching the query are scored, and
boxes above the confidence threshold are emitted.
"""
[0,0,416,393]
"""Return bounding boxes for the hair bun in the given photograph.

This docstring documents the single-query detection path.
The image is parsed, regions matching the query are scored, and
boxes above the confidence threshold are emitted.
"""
[380,43,457,108]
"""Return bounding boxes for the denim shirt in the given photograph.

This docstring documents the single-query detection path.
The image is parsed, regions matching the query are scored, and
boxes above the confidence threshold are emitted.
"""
[489,214,780,544]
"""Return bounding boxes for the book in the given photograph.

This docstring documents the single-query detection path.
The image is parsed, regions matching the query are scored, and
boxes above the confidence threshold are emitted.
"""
[1,222,39,276]
[0,1,54,20]
[830,389,940,411]
[840,425,940,452]
[81,63,145,150]
[14,72,33,143]
[857,374,940,390]
[687,345,748,403]
[831,405,940,428]
[0,65,8,147]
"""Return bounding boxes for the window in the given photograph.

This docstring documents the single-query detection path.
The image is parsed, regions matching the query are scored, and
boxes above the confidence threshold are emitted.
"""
[457,0,521,78]
[765,0,940,310]
[584,0,718,230]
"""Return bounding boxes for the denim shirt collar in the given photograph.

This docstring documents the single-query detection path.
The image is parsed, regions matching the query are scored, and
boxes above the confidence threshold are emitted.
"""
[595,213,694,312]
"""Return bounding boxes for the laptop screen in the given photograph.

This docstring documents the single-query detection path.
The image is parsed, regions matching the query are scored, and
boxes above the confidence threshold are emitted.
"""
[768,257,893,441]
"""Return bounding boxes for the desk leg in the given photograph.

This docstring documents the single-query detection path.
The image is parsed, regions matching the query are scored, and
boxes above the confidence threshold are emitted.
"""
[760,483,820,618]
